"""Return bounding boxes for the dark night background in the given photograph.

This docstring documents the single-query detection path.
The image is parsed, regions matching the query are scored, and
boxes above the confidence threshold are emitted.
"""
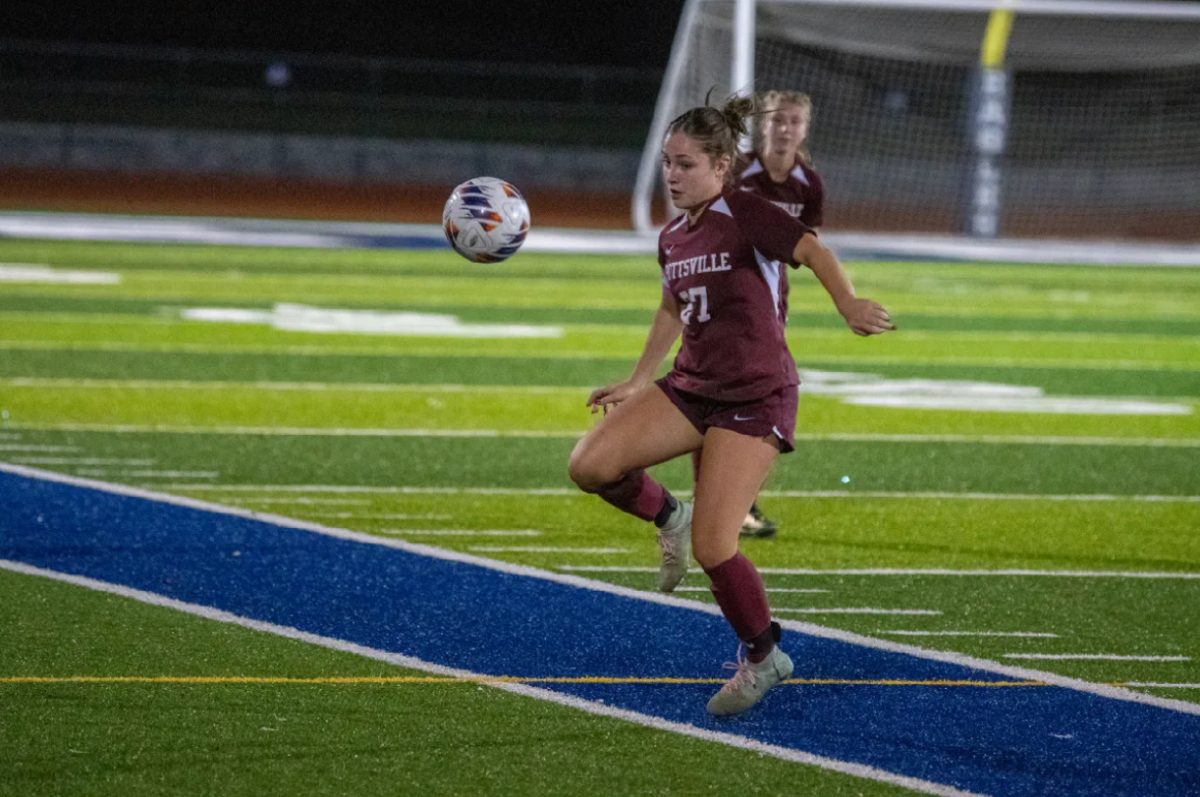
[2,1,686,68]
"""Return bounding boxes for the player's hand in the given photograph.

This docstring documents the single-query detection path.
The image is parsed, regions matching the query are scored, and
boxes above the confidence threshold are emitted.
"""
[837,297,895,336]
[586,380,645,415]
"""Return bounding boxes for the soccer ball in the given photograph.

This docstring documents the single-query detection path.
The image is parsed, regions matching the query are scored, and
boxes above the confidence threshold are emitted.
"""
[442,177,531,263]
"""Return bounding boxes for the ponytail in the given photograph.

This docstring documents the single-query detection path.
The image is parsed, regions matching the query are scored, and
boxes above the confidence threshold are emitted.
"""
[666,91,758,182]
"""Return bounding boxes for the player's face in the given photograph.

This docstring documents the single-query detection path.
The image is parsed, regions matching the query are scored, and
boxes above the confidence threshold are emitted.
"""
[662,132,729,211]
[763,105,809,158]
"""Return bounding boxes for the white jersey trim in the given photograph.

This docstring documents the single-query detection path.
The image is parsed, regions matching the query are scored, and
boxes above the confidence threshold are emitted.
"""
[754,248,784,321]
[665,215,689,234]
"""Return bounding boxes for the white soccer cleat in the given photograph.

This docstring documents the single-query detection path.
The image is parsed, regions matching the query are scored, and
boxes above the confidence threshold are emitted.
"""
[706,644,794,716]
[655,499,692,592]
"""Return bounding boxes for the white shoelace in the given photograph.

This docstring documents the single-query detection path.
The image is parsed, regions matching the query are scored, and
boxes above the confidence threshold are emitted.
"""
[720,647,759,692]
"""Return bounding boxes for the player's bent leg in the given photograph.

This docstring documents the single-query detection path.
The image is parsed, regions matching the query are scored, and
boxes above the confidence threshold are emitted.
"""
[567,384,702,591]
[567,383,700,493]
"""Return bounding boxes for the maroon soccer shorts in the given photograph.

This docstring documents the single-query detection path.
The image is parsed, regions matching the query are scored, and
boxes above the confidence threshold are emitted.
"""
[655,377,798,453]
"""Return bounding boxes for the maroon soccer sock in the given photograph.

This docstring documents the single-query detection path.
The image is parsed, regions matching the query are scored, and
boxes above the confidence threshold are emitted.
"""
[705,552,774,662]
[594,469,670,523]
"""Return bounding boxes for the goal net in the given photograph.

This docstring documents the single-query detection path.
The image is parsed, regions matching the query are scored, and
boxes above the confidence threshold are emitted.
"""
[633,0,1200,243]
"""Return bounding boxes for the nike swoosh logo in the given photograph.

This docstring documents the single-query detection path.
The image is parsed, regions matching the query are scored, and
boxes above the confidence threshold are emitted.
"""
[734,413,755,421]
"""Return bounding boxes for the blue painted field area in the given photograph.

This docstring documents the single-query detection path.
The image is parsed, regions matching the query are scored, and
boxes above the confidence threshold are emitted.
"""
[2,467,1198,797]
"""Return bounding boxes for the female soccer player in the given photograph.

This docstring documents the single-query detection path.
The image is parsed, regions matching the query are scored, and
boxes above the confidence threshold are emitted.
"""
[567,95,893,716]
[739,90,823,229]
[725,89,825,538]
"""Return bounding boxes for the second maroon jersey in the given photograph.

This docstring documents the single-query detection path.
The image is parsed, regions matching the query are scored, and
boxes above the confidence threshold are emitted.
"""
[658,190,813,402]
[735,154,825,228]
[735,155,826,325]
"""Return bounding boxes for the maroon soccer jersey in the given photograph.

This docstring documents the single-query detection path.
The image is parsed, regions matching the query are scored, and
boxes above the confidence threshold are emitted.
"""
[658,190,813,401]
[735,154,825,228]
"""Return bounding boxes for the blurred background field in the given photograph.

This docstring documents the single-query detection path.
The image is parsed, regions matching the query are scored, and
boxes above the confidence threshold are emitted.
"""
[3,1,1199,239]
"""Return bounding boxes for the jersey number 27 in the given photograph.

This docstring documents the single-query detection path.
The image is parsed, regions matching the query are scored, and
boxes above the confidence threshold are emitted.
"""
[677,286,711,325]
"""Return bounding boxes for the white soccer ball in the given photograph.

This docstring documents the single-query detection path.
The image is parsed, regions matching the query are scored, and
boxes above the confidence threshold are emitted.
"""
[442,177,531,263]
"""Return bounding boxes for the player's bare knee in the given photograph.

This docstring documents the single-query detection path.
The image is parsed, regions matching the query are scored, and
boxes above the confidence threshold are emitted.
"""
[691,532,737,571]
[566,453,592,491]
[693,547,723,571]
[567,442,613,492]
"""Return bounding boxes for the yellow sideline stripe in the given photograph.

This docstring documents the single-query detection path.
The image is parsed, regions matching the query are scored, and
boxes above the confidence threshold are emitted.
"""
[1,675,1050,687]
[981,7,1015,68]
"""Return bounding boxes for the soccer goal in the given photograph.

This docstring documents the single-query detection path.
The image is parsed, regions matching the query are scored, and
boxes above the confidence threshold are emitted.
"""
[634,0,1200,247]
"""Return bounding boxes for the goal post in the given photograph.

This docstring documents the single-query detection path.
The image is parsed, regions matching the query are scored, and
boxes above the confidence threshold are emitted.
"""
[633,0,1200,243]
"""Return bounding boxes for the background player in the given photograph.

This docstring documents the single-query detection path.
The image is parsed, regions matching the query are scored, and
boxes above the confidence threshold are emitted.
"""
[697,89,826,539]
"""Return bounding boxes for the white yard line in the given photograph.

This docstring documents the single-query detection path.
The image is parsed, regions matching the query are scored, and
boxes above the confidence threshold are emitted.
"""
[304,512,453,520]
[77,470,217,480]
[1,378,580,394]
[559,565,1200,580]
[181,304,563,339]
[162,484,580,495]
[0,263,119,284]
[1005,654,1190,662]
[0,445,80,452]
[236,497,370,506]
[7,420,1200,448]
[777,608,943,616]
[146,483,1200,504]
[378,529,542,538]
[10,457,154,465]
[879,631,1059,638]
[1123,682,1200,689]
[674,586,832,594]
[805,432,1200,448]
[4,336,1195,374]
[759,568,1200,578]
[758,490,1200,504]
[847,395,1190,416]
[2,337,1196,371]
[468,545,630,555]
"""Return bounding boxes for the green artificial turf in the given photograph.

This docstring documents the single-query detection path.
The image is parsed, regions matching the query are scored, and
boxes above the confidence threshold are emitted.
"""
[2,235,1199,795]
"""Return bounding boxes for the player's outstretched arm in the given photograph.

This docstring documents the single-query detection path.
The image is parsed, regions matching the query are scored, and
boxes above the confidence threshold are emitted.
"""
[793,233,895,337]
[587,293,684,414]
